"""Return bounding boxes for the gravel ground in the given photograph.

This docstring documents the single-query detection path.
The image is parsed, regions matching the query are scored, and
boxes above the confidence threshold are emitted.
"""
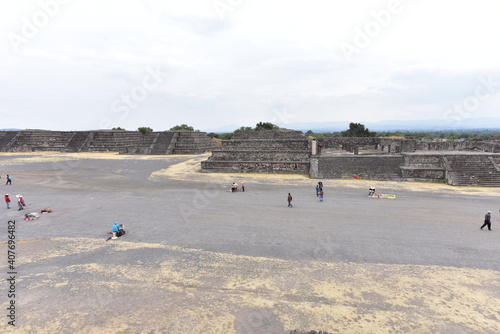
[1,152,499,334]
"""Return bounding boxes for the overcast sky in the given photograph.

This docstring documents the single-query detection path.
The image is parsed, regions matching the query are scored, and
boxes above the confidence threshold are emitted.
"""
[1,0,499,132]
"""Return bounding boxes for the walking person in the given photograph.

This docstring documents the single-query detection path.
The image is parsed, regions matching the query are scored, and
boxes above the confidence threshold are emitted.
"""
[5,194,10,209]
[6,175,12,185]
[319,190,324,202]
[480,211,492,231]
[316,184,320,197]
[241,183,245,192]
[16,194,26,207]
[17,196,24,211]
[287,193,293,208]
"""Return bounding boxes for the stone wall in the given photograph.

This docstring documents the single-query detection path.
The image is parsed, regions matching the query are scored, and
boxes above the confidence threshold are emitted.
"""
[400,154,446,182]
[317,137,379,151]
[232,129,305,140]
[317,137,500,154]
[222,139,309,151]
[171,131,216,154]
[317,137,415,154]
[415,140,500,153]
[201,130,310,174]
[312,155,404,180]
[201,161,310,174]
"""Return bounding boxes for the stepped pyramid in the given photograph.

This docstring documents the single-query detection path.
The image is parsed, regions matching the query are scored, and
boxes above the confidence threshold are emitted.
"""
[0,130,215,155]
[201,129,310,174]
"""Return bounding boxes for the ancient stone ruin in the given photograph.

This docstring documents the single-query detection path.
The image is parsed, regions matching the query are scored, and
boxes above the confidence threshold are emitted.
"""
[2,129,500,186]
[202,130,500,187]
[201,129,310,174]
[0,130,215,155]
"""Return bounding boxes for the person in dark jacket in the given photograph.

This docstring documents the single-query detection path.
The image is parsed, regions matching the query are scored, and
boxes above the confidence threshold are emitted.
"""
[480,211,492,231]
[287,193,293,208]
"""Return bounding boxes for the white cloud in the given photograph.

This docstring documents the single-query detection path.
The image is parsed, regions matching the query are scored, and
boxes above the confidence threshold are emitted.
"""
[1,0,499,131]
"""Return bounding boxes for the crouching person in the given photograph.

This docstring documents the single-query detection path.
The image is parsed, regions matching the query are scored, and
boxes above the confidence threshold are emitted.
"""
[112,222,126,239]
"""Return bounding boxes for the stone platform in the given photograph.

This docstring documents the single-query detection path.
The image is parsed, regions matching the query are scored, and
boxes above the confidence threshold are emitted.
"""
[0,130,215,155]
[201,130,310,174]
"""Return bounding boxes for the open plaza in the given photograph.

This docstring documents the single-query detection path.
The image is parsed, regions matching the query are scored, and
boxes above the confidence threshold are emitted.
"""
[1,152,499,333]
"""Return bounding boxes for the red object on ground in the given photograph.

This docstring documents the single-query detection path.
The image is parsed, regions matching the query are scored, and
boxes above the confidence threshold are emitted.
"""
[353,176,360,179]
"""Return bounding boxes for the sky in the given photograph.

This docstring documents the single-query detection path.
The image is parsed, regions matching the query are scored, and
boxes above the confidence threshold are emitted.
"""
[1,0,499,132]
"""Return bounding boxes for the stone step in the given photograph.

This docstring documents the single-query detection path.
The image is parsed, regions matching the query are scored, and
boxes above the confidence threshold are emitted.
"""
[201,160,310,174]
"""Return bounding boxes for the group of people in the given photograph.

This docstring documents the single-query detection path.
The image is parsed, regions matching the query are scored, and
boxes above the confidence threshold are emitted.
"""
[231,182,245,192]
[315,181,324,201]
[4,193,25,210]
[288,181,326,207]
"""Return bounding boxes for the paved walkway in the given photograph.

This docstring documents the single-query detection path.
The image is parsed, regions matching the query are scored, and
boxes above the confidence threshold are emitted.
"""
[1,152,499,334]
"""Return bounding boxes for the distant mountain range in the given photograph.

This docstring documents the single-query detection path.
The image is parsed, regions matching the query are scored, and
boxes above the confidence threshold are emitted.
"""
[4,117,500,133]
[207,117,500,133]
[286,117,500,133]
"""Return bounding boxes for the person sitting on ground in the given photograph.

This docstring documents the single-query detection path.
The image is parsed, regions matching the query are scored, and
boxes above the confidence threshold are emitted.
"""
[112,222,121,238]
[368,187,376,196]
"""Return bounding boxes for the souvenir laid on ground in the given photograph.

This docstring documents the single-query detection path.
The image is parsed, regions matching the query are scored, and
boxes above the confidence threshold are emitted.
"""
[25,212,40,220]
[41,208,53,213]
[369,193,396,199]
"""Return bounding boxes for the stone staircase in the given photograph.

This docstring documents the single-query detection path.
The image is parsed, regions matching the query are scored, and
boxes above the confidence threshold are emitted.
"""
[86,131,156,154]
[3,130,74,152]
[171,131,216,154]
[149,132,176,155]
[201,130,310,174]
[443,155,500,187]
[63,131,92,152]
[0,131,20,152]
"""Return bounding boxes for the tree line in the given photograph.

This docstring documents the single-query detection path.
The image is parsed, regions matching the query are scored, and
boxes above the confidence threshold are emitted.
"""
[113,122,500,141]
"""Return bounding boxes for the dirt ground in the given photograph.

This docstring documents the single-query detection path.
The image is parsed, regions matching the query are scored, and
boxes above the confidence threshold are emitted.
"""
[1,152,499,334]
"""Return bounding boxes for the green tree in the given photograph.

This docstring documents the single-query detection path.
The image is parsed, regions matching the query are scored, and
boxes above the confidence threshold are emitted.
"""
[341,122,376,137]
[234,126,253,133]
[170,124,195,131]
[219,132,233,140]
[255,122,280,130]
[138,127,153,135]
